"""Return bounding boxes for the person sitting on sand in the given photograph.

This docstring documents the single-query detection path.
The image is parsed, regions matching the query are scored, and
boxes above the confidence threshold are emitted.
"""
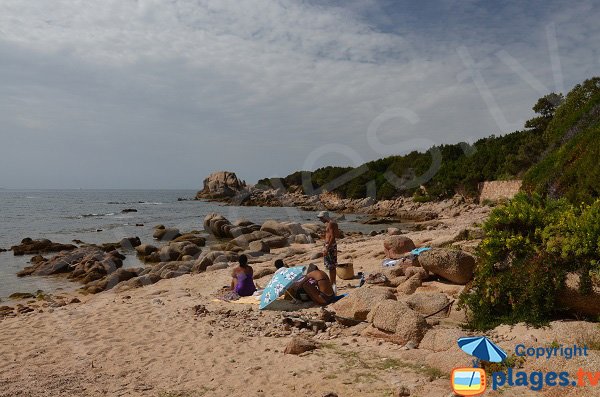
[274,259,287,270]
[300,267,335,305]
[231,254,256,297]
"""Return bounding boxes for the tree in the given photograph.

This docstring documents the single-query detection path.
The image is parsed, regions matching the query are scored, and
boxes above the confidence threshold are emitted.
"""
[524,92,564,131]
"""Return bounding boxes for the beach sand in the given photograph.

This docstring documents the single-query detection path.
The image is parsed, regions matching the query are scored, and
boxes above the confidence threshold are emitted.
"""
[1,205,598,397]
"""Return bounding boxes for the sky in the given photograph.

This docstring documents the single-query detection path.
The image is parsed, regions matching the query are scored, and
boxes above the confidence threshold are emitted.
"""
[0,0,599,189]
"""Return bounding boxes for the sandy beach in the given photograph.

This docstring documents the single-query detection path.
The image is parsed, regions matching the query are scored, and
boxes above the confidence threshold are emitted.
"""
[3,1,599,395]
[1,202,599,397]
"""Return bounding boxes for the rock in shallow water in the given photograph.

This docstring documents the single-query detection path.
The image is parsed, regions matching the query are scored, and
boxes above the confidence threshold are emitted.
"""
[11,238,76,256]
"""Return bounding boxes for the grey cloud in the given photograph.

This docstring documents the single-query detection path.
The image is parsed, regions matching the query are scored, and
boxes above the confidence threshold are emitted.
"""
[0,0,598,188]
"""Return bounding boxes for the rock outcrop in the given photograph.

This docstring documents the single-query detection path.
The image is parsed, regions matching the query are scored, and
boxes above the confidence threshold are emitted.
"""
[83,268,141,294]
[331,287,396,322]
[418,248,476,284]
[196,171,247,200]
[383,236,416,259]
[17,246,125,283]
[11,238,76,256]
[284,337,321,355]
[152,226,182,241]
[203,213,261,239]
[364,300,428,345]
[399,292,450,317]
[137,240,203,263]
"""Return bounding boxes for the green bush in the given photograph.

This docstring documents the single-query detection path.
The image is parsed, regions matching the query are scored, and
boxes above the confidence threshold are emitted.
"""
[459,193,600,329]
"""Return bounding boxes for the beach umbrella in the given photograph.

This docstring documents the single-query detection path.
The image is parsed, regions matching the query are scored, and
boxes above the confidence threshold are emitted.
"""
[259,266,305,310]
[457,336,507,363]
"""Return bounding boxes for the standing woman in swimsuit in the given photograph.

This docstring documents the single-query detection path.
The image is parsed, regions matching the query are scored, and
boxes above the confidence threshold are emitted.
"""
[231,254,256,297]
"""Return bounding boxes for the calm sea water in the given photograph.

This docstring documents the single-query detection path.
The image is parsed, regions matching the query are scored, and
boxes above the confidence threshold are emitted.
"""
[0,189,402,299]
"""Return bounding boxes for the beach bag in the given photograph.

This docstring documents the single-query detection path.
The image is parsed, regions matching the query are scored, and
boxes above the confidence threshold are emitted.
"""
[336,258,355,280]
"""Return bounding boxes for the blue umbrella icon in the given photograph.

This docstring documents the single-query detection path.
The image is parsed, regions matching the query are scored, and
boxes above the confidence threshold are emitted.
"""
[457,336,507,363]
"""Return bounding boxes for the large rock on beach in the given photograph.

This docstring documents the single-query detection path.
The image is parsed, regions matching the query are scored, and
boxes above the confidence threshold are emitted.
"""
[11,238,76,256]
[191,256,213,273]
[17,246,127,294]
[262,235,288,249]
[172,234,206,246]
[301,223,323,238]
[399,292,450,317]
[331,286,396,322]
[383,236,416,259]
[114,273,161,292]
[396,274,422,295]
[69,250,125,283]
[260,220,292,237]
[196,171,247,199]
[82,267,141,293]
[231,231,273,249]
[364,300,428,345]
[418,248,475,284]
[284,337,320,355]
[203,213,232,238]
[419,328,465,352]
[203,213,260,238]
[139,240,202,263]
[249,240,270,253]
[17,246,123,277]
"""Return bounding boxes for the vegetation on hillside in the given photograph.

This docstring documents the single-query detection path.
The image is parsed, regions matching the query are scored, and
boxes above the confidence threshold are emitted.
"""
[258,77,600,205]
[523,77,600,204]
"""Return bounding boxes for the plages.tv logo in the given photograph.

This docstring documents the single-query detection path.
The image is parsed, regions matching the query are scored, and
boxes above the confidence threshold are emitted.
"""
[452,336,598,394]
[451,336,507,396]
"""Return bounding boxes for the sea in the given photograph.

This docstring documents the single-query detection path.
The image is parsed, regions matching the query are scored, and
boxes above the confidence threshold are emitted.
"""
[0,189,405,299]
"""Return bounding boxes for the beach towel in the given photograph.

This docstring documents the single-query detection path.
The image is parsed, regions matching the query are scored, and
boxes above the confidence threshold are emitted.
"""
[211,296,260,305]
[330,293,347,303]
[410,247,431,256]
[382,258,400,267]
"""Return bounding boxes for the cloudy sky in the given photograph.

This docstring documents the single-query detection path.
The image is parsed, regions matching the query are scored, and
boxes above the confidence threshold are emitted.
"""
[1,0,598,189]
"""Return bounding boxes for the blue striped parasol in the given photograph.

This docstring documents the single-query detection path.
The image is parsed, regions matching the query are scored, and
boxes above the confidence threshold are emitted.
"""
[457,336,507,363]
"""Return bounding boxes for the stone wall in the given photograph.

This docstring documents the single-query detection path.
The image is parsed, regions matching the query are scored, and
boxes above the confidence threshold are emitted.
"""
[478,180,522,202]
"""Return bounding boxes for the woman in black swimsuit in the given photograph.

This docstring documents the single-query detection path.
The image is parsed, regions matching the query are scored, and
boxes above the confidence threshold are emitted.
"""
[301,268,335,305]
